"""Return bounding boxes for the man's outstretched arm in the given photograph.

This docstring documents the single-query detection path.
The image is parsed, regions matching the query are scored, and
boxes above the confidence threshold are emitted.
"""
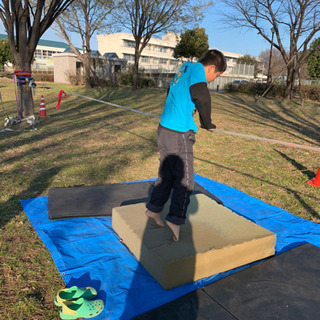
[190,82,216,131]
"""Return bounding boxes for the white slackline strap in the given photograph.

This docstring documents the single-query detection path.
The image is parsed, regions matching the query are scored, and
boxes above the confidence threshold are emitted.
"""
[41,85,160,119]
[215,129,320,152]
[41,85,320,153]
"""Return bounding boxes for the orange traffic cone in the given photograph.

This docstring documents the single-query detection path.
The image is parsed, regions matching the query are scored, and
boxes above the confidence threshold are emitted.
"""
[306,167,320,187]
[39,95,47,117]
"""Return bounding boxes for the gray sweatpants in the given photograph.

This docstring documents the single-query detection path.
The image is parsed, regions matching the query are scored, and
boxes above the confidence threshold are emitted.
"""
[146,124,195,225]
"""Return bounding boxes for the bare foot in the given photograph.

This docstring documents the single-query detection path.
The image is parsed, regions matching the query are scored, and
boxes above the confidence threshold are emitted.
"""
[145,210,164,227]
[166,220,180,242]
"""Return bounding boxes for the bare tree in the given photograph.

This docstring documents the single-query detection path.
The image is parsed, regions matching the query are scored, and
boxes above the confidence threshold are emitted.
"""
[221,0,320,99]
[259,48,287,80]
[0,0,74,117]
[114,0,213,90]
[55,0,115,88]
[260,48,310,81]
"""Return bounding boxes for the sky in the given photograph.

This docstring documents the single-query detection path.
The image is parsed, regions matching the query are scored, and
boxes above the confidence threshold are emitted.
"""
[200,5,270,57]
[0,3,272,58]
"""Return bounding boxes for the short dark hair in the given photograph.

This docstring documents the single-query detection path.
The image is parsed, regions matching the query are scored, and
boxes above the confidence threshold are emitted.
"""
[199,49,227,72]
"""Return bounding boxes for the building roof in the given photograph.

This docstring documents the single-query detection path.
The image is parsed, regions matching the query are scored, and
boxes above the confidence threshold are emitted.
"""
[38,39,70,49]
[103,52,119,58]
[64,47,75,53]
[0,33,72,49]
[91,50,101,57]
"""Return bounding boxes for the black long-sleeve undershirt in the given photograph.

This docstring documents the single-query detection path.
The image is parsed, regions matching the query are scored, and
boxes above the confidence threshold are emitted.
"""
[190,82,216,131]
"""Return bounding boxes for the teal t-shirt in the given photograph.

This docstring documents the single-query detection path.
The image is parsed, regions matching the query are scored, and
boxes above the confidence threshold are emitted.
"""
[160,61,207,133]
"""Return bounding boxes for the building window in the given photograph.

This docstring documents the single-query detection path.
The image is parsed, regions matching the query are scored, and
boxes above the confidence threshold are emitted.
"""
[35,50,42,59]
[123,53,135,61]
[141,56,150,63]
[153,58,159,64]
[123,40,135,48]
[155,46,166,53]
[42,50,48,59]
[170,60,178,66]
[159,58,167,64]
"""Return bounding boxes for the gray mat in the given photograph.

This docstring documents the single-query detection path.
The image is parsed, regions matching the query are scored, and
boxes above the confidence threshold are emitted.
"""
[48,181,223,220]
[134,243,320,320]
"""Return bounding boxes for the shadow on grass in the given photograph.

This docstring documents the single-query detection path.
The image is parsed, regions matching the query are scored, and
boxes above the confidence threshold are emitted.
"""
[0,166,62,228]
[217,94,320,146]
[0,96,158,164]
[1,93,160,228]
[2,89,319,227]
[274,150,316,180]
[195,155,320,220]
[0,97,158,155]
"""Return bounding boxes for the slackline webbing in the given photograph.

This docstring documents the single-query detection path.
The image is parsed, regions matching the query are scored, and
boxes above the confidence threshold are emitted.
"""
[42,85,159,119]
[41,85,320,153]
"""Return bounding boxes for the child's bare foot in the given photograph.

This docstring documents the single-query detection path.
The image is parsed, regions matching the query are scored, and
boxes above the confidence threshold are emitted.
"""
[145,210,164,227]
[166,220,180,241]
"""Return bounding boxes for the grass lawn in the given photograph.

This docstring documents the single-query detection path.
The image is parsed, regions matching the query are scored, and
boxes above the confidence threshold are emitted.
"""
[0,76,319,319]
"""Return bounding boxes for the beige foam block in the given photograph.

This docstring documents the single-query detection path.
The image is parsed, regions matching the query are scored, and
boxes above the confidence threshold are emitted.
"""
[112,193,276,290]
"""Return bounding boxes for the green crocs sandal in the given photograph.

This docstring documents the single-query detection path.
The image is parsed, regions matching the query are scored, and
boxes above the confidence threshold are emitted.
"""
[60,297,104,319]
[55,286,97,306]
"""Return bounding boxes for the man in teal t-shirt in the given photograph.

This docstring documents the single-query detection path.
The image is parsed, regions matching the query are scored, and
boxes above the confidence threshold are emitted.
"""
[161,60,210,133]
[146,50,226,241]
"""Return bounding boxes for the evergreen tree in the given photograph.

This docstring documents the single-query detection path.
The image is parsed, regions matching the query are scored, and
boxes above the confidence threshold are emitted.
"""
[0,39,14,66]
[307,38,320,79]
[236,54,256,65]
[237,53,258,77]
[173,27,209,62]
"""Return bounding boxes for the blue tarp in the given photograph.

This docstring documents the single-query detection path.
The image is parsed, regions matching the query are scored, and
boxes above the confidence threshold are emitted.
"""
[20,174,320,320]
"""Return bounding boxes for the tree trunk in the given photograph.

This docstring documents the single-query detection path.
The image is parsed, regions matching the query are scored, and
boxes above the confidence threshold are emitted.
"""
[297,66,304,107]
[16,62,34,118]
[83,57,94,88]
[13,7,35,118]
[84,31,94,88]
[18,85,34,118]
[133,46,141,90]
[285,66,296,100]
